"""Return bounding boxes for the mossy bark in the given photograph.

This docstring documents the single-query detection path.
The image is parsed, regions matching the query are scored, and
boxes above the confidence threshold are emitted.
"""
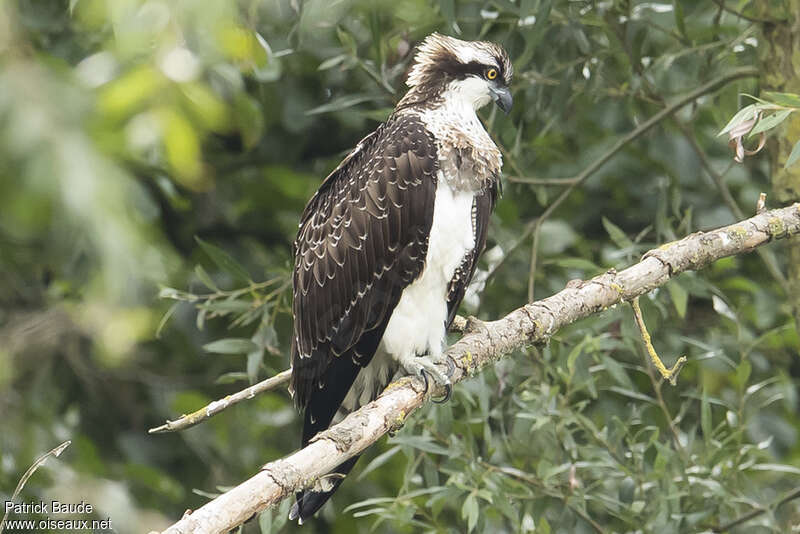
[758,1,800,328]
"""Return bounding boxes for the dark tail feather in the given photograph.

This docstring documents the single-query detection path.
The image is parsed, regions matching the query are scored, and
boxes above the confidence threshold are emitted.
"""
[289,353,362,523]
[290,328,391,523]
[288,455,361,523]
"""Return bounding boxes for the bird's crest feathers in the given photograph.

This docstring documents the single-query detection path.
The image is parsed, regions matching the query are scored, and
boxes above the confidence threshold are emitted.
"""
[406,33,513,88]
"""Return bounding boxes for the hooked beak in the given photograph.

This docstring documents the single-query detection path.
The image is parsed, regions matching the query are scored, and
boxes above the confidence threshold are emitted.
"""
[490,85,513,114]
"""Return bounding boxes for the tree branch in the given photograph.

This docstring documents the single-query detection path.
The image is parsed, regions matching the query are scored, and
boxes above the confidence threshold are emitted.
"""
[148,369,292,434]
[158,203,800,534]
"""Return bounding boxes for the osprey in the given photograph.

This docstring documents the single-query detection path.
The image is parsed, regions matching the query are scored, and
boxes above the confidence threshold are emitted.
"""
[289,33,512,522]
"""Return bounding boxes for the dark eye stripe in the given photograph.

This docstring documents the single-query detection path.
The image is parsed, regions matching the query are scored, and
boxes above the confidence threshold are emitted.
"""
[432,55,505,83]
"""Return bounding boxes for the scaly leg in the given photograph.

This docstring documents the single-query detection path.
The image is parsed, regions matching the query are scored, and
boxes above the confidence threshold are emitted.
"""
[395,351,454,403]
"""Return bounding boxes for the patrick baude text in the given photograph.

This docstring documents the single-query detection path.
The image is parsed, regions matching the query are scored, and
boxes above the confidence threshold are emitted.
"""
[4,500,93,514]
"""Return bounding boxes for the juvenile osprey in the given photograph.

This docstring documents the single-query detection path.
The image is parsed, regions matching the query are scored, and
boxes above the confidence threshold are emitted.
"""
[289,33,512,522]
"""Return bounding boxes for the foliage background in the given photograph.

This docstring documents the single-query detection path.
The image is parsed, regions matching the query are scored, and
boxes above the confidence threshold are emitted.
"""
[1,0,798,532]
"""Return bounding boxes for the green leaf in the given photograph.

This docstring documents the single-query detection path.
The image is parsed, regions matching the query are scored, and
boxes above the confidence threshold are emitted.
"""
[273,500,290,532]
[785,139,800,168]
[251,309,279,355]
[735,359,751,389]
[180,83,230,133]
[258,510,273,533]
[462,493,478,533]
[203,338,259,354]
[717,103,758,136]
[195,264,219,291]
[566,337,586,377]
[198,299,252,313]
[712,295,737,321]
[541,518,552,534]
[542,462,571,481]
[252,33,283,83]
[619,476,635,504]
[317,54,348,71]
[234,94,264,150]
[672,0,687,37]
[667,281,688,318]
[701,389,712,444]
[336,26,357,55]
[740,93,784,107]
[607,387,656,404]
[305,94,379,115]
[257,500,289,533]
[388,435,450,456]
[602,217,633,249]
[246,349,262,383]
[762,91,800,108]
[749,109,792,137]
[748,463,800,475]
[602,354,634,388]
[744,377,780,399]
[520,0,536,18]
[539,219,577,254]
[548,257,602,272]
[195,236,251,283]
[351,507,387,518]
[439,0,456,30]
[358,446,401,480]
[159,108,203,188]
[156,302,179,338]
[215,372,248,384]
[159,287,198,301]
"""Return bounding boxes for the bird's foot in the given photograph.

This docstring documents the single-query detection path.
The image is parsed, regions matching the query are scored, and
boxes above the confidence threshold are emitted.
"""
[398,353,454,403]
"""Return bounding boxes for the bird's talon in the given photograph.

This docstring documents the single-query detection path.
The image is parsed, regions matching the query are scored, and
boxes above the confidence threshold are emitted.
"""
[418,368,430,392]
[444,356,455,378]
[432,383,451,404]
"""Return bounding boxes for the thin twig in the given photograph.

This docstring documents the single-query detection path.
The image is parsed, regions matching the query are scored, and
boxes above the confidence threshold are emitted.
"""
[709,0,783,23]
[642,350,688,457]
[506,175,580,186]
[0,441,71,534]
[712,486,800,532]
[149,369,292,433]
[756,192,767,214]
[630,297,687,385]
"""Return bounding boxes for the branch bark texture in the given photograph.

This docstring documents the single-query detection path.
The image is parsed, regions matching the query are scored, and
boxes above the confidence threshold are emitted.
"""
[160,203,800,534]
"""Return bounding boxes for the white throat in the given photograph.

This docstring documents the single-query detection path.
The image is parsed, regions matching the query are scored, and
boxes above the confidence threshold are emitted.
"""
[411,79,494,154]
[444,77,492,111]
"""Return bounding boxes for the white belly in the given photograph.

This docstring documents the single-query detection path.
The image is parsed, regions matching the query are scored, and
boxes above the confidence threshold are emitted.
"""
[339,177,476,414]
[380,178,475,360]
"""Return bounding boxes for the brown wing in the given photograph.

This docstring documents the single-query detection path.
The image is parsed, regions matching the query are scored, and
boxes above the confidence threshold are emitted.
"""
[446,180,498,326]
[290,113,439,412]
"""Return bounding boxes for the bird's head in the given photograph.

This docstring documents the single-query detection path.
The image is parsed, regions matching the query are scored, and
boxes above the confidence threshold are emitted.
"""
[403,33,513,113]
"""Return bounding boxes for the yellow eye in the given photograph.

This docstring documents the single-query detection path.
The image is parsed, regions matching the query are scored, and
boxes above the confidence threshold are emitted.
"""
[486,68,498,80]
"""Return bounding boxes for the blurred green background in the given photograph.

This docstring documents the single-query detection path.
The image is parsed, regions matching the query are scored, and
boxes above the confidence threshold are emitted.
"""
[1,1,799,533]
